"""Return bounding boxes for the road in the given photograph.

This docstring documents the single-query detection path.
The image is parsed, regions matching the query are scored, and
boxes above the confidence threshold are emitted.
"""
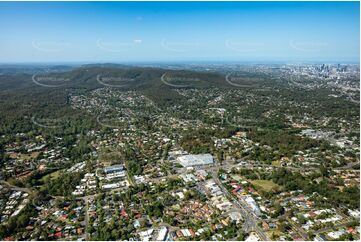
[0,180,32,194]
[286,217,309,240]
[336,161,359,170]
[315,221,352,234]
[83,196,90,240]
[141,163,270,240]
[2,156,357,241]
[210,168,270,241]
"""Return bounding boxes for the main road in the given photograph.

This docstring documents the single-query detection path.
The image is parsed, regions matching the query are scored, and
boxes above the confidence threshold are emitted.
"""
[210,167,270,241]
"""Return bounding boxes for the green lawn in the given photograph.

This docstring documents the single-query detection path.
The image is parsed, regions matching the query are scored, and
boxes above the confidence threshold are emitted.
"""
[40,169,62,183]
[250,179,280,192]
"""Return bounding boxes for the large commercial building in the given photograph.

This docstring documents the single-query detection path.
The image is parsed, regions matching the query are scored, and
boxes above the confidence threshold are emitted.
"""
[104,164,124,174]
[177,154,214,167]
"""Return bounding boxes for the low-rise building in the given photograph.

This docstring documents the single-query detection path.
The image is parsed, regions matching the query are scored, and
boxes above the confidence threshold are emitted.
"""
[177,154,214,167]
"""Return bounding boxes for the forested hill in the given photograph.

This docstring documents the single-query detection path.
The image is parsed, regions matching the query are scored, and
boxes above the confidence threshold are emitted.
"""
[0,65,233,91]
[0,66,236,134]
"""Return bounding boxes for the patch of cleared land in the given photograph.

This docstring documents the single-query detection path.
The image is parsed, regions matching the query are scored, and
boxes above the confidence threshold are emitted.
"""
[40,169,62,183]
[9,151,40,160]
[271,160,281,166]
[250,179,280,192]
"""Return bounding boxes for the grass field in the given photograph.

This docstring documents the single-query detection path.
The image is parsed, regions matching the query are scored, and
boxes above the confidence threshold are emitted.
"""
[250,179,281,192]
[230,174,243,181]
[40,169,62,183]
[9,151,39,160]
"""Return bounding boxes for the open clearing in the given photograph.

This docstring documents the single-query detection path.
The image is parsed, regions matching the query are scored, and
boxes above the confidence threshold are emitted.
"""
[40,169,62,183]
[250,179,281,192]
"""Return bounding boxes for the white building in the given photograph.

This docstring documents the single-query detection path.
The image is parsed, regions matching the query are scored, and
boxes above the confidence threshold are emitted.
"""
[139,228,154,241]
[105,170,126,180]
[244,196,261,216]
[102,183,120,190]
[104,164,124,174]
[177,154,214,167]
[156,226,168,241]
[245,232,260,241]
[229,211,243,224]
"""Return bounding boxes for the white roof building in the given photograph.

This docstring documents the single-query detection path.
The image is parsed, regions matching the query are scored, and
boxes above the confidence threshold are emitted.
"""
[245,232,260,241]
[244,196,261,216]
[104,164,124,174]
[177,154,214,167]
[156,226,168,241]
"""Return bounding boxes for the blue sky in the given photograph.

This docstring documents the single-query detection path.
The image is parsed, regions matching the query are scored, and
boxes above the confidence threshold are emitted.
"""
[0,1,359,63]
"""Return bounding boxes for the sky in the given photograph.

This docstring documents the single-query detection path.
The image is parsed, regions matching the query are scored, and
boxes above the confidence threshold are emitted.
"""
[0,1,359,64]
